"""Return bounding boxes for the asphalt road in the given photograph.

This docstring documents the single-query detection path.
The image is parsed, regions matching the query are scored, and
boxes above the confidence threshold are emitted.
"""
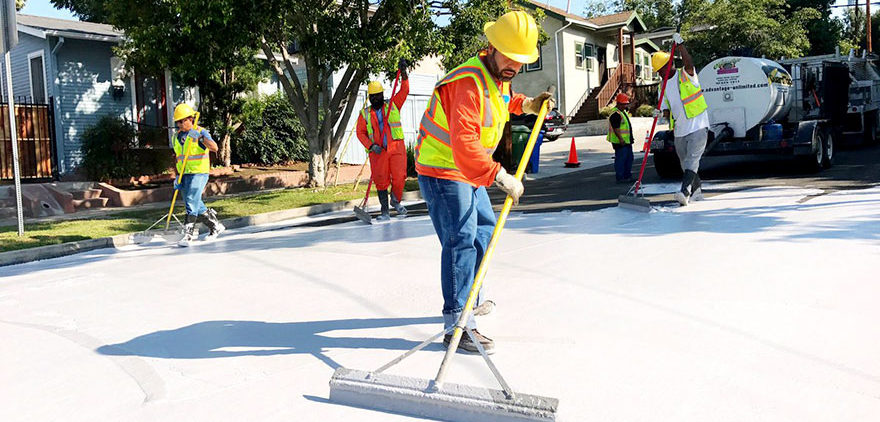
[311,141,880,226]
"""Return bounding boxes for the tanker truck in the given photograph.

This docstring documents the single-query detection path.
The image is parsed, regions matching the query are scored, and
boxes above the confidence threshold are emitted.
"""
[650,52,880,178]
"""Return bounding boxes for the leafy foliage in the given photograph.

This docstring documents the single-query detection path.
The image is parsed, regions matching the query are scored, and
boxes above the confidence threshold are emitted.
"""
[80,116,172,181]
[234,94,309,166]
[634,104,655,117]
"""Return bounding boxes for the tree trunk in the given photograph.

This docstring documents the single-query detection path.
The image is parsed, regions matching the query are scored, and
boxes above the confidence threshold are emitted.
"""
[219,110,233,167]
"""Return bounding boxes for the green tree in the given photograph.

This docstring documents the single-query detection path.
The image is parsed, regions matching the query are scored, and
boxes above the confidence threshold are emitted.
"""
[684,0,819,67]
[53,0,267,167]
[16,0,26,10]
[787,0,841,55]
[583,0,679,30]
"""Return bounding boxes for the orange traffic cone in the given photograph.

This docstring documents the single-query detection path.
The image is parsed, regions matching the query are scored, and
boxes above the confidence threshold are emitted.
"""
[564,137,580,168]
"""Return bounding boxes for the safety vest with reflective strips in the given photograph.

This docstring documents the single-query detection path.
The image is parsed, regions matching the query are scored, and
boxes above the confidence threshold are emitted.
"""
[361,102,404,146]
[415,55,510,172]
[663,70,709,130]
[173,126,210,174]
[607,107,633,145]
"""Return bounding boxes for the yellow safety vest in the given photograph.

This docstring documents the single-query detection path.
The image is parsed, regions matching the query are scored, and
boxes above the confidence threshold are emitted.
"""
[607,108,633,144]
[361,102,404,145]
[415,55,510,171]
[172,125,210,174]
[678,69,708,119]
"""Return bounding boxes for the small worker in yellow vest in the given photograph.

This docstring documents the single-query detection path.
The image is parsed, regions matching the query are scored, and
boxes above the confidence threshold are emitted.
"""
[607,93,635,183]
[171,103,224,247]
[653,33,709,206]
[356,59,410,221]
[415,10,554,354]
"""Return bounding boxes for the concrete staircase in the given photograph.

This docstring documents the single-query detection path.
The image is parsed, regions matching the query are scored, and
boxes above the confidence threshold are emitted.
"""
[70,188,110,210]
[568,87,602,124]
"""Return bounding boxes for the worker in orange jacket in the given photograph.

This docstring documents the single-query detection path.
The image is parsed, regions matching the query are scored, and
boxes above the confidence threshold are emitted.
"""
[356,59,410,221]
[415,11,554,354]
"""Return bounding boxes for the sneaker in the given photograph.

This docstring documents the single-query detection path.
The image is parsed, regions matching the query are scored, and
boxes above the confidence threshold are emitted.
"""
[674,190,689,206]
[376,212,391,222]
[472,300,495,316]
[443,330,495,354]
[691,187,704,201]
[178,223,198,247]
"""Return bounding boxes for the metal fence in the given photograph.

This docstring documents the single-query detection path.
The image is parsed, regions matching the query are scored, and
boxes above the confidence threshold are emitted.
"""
[0,97,57,181]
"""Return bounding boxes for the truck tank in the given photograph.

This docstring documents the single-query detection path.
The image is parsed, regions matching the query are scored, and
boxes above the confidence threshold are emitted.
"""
[698,57,793,138]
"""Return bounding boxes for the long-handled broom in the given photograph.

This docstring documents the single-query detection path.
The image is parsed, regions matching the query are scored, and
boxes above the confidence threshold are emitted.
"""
[330,88,559,422]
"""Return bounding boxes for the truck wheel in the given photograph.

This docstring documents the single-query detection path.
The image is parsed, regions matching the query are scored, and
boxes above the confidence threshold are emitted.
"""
[799,126,825,172]
[653,150,683,179]
[821,128,834,169]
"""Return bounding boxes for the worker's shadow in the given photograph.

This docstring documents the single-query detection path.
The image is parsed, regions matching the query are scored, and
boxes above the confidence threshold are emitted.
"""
[96,316,444,370]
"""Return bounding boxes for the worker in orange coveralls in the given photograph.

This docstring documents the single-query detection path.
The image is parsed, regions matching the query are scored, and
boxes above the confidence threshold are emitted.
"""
[357,59,410,221]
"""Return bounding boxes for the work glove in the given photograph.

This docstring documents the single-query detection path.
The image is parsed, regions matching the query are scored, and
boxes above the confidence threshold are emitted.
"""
[523,91,556,115]
[398,58,409,79]
[369,144,383,154]
[173,179,181,190]
[652,109,662,118]
[673,33,685,45]
[494,167,524,205]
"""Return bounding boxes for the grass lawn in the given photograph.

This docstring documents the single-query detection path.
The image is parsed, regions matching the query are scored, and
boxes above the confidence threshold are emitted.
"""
[0,179,420,253]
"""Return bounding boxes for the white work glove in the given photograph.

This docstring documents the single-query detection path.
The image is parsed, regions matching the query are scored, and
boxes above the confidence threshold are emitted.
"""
[494,167,524,205]
[672,33,684,45]
[652,109,661,118]
[523,92,556,115]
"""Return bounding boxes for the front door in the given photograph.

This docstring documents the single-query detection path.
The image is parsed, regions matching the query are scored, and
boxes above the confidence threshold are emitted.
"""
[134,72,168,147]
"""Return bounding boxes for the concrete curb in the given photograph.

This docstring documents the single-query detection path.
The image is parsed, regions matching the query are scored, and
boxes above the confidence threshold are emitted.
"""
[0,190,422,268]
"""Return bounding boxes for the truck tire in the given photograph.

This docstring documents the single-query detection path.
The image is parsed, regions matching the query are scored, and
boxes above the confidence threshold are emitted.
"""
[653,150,683,179]
[821,127,834,169]
[799,124,825,172]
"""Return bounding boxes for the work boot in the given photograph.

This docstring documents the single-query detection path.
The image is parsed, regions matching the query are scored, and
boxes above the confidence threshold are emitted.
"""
[675,170,698,206]
[203,208,225,240]
[178,215,198,247]
[376,190,391,221]
[691,174,704,201]
[390,193,408,217]
[444,329,495,355]
[472,300,495,316]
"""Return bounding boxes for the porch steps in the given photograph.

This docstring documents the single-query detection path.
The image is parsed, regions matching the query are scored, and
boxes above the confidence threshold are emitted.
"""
[71,188,104,200]
[72,197,110,210]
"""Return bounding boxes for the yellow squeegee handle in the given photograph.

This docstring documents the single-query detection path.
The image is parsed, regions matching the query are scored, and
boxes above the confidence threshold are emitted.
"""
[165,113,200,230]
[434,87,555,388]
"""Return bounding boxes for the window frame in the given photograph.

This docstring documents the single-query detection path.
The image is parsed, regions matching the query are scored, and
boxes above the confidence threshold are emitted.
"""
[525,49,542,72]
[27,50,48,103]
[584,43,594,70]
[574,41,585,70]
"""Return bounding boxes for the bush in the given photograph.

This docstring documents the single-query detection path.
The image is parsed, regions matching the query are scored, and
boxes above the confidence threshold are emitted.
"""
[80,116,173,181]
[406,143,417,177]
[233,93,309,165]
[598,105,615,119]
[635,105,656,117]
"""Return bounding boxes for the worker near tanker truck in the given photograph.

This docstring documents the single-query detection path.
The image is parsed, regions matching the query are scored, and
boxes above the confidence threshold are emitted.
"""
[607,93,635,183]
[171,103,225,247]
[415,10,554,354]
[653,32,710,206]
[356,59,410,221]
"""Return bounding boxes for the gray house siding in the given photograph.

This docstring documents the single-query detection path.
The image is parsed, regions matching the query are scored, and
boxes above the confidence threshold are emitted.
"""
[54,38,132,170]
[0,33,52,102]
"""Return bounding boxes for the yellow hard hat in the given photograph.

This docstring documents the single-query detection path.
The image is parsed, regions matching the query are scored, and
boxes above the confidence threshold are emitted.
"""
[651,51,671,73]
[483,10,540,64]
[173,103,196,122]
[367,81,384,95]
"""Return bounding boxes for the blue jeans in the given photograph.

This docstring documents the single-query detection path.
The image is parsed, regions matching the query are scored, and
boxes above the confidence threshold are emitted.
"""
[613,143,633,181]
[418,175,496,330]
[180,173,209,216]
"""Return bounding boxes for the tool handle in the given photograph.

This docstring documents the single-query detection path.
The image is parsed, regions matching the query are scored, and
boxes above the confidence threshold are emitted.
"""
[165,112,200,230]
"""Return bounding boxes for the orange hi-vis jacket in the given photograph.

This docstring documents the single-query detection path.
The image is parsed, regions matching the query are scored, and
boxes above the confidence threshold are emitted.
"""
[415,54,526,187]
[357,79,410,149]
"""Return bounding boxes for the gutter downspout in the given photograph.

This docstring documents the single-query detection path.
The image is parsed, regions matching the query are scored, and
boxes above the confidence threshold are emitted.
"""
[50,36,65,173]
[554,20,573,116]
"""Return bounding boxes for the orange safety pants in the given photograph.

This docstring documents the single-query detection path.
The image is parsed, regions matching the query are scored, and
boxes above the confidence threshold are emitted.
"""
[369,139,407,201]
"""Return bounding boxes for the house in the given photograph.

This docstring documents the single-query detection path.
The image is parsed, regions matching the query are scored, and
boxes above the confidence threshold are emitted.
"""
[515,1,659,123]
[0,14,193,181]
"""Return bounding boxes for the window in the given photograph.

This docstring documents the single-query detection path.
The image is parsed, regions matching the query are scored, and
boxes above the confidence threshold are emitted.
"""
[525,49,542,72]
[575,41,585,70]
[584,43,594,70]
[27,51,47,103]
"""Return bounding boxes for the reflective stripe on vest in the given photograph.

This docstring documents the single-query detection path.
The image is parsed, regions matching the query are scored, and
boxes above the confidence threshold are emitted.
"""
[678,70,708,119]
[362,102,404,145]
[607,108,632,144]
[172,125,210,174]
[415,55,510,171]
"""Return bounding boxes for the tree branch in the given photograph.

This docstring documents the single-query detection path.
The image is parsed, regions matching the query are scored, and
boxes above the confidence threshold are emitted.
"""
[260,37,308,125]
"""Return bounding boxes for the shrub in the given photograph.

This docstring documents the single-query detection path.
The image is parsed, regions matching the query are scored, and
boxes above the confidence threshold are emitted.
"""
[80,116,172,181]
[598,105,615,119]
[406,143,417,177]
[635,105,656,117]
[233,93,309,165]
